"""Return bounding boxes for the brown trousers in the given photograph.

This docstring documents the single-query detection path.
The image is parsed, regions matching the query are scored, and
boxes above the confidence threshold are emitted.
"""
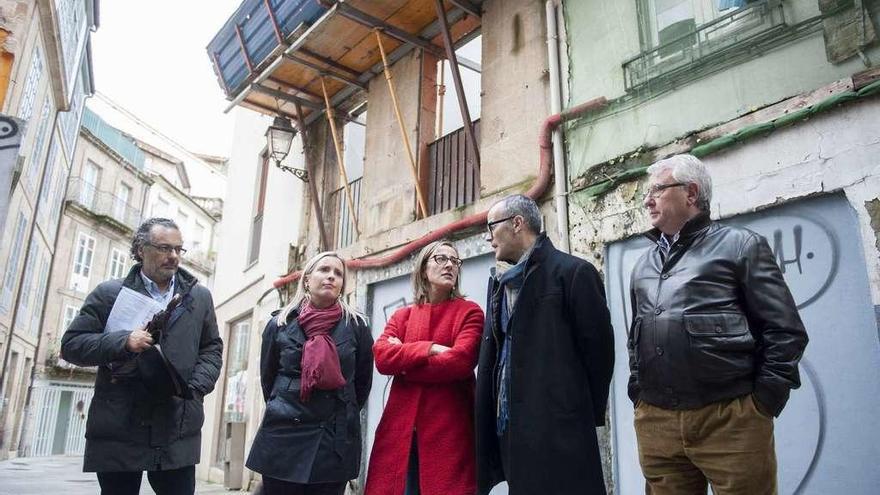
[633,395,777,495]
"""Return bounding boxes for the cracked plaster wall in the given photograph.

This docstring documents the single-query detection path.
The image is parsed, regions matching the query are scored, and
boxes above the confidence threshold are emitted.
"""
[569,98,880,309]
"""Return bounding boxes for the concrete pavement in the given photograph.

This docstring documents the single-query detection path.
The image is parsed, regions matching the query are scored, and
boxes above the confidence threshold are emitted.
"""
[0,455,247,494]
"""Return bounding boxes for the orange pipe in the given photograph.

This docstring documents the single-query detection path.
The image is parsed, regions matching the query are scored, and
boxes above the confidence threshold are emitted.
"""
[273,96,607,288]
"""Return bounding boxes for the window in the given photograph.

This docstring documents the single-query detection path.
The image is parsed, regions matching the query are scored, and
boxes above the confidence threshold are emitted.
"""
[177,209,190,230]
[37,140,60,228]
[17,48,44,121]
[56,0,86,85]
[626,0,784,90]
[342,114,366,182]
[108,248,127,279]
[79,161,100,210]
[113,183,132,223]
[30,255,51,334]
[59,70,86,154]
[70,232,96,292]
[47,143,67,230]
[437,36,482,137]
[152,196,170,218]
[223,318,251,422]
[62,305,79,332]
[193,221,206,253]
[23,97,53,191]
[15,244,39,334]
[248,152,269,265]
[1,213,29,313]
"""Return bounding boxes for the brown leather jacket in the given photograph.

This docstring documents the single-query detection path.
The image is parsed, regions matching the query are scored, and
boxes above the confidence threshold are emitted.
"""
[628,213,808,417]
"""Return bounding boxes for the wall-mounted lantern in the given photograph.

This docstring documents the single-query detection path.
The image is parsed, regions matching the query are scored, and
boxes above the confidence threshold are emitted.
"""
[266,116,308,181]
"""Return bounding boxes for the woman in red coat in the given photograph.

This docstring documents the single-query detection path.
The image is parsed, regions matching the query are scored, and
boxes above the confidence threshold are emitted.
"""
[365,240,484,495]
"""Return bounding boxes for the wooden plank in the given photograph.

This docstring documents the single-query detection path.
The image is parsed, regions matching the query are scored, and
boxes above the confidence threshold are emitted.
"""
[455,128,470,206]
[853,67,880,90]
[430,143,439,213]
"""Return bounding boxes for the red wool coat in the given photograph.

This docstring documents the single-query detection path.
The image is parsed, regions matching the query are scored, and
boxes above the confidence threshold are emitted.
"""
[365,297,484,495]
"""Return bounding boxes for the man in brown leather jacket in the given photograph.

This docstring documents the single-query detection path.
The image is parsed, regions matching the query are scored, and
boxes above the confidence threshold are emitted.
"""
[629,154,808,495]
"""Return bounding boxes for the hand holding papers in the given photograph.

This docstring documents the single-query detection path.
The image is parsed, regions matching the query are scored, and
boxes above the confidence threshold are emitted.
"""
[105,287,164,334]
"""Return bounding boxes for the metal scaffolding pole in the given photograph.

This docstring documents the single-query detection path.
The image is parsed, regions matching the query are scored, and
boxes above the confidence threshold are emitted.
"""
[374,29,430,219]
[433,0,480,168]
[320,77,360,237]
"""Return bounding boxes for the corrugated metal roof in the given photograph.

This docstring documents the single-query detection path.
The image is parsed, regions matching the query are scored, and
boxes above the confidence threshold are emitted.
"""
[207,0,327,96]
[81,107,146,169]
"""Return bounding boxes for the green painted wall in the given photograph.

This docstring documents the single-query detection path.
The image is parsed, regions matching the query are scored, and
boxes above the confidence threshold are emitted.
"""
[562,0,880,179]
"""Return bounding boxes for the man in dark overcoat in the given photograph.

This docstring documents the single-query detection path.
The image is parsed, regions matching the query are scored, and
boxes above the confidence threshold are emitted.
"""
[61,217,223,495]
[475,194,615,495]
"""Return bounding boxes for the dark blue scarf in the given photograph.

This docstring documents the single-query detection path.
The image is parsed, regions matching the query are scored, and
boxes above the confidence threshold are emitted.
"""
[495,259,527,436]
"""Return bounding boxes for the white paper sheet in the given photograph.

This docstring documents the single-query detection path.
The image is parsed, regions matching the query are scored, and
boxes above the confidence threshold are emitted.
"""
[104,287,164,333]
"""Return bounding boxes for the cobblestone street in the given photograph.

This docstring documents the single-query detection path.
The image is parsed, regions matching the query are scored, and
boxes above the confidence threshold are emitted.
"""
[0,456,242,495]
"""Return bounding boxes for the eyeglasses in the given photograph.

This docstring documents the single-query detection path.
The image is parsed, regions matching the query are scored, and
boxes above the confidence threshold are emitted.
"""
[643,182,688,201]
[485,215,516,238]
[431,254,463,267]
[146,243,187,255]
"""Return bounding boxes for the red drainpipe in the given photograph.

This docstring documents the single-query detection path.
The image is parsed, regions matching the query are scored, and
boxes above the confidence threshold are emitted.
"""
[273,96,608,288]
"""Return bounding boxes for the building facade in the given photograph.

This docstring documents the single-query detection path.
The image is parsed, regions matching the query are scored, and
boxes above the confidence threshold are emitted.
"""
[208,0,880,492]
[0,0,97,460]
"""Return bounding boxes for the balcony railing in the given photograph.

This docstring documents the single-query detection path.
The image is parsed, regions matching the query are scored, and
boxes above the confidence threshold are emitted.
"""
[66,178,142,231]
[327,178,362,250]
[623,0,787,92]
[427,120,480,215]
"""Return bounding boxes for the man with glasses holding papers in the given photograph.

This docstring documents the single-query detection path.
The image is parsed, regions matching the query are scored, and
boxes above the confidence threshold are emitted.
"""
[61,217,223,495]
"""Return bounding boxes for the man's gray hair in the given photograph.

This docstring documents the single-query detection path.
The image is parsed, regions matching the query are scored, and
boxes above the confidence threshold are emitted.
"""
[498,194,543,234]
[131,217,180,262]
[647,154,713,212]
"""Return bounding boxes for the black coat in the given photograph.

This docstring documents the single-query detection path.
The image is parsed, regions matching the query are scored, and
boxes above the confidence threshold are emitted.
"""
[475,235,615,495]
[246,309,373,484]
[61,265,223,472]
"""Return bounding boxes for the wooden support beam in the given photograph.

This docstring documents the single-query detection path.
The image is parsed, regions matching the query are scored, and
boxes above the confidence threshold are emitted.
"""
[447,0,482,18]
[299,48,362,79]
[293,99,331,251]
[457,55,481,74]
[234,24,255,73]
[375,30,430,219]
[252,84,323,110]
[263,0,284,44]
[433,0,480,169]
[335,2,445,58]
[320,77,360,237]
[282,53,367,90]
[240,99,299,121]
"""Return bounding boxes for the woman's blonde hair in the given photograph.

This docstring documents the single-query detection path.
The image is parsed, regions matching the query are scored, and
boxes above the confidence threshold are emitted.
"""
[411,240,464,304]
[275,251,366,326]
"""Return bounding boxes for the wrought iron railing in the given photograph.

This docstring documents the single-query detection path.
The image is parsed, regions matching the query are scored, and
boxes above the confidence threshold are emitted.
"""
[66,178,142,231]
[623,0,787,91]
[427,119,480,215]
[328,177,362,250]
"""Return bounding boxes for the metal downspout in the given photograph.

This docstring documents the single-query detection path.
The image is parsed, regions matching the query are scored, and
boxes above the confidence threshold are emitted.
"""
[545,0,569,253]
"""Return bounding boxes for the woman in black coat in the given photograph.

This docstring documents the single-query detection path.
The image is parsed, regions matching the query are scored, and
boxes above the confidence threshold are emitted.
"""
[246,252,373,495]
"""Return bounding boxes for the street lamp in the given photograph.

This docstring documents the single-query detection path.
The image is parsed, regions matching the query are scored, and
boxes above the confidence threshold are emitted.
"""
[266,115,308,181]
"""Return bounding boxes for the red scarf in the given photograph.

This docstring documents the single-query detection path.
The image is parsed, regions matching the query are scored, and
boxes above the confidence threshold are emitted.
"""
[297,300,346,401]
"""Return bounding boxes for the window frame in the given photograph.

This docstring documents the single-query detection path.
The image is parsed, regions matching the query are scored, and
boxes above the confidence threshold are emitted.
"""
[70,231,96,292]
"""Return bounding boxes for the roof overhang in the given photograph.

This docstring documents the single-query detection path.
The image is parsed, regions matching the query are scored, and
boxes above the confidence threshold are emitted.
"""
[209,0,482,125]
